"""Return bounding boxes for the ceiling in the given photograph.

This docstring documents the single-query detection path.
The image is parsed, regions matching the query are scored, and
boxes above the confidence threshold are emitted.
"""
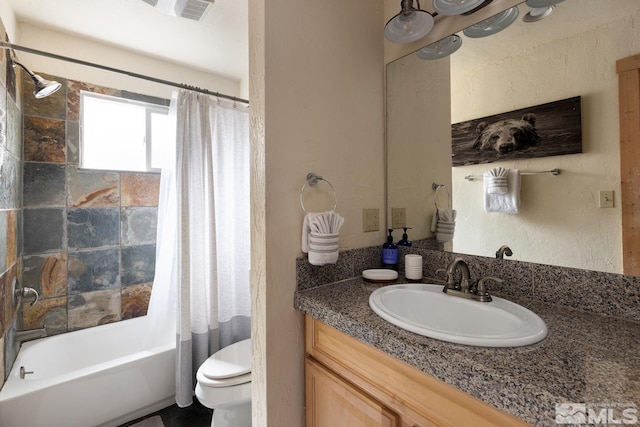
[6,0,248,84]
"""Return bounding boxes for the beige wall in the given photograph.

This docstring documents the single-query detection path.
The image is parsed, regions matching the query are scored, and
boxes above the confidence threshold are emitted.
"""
[11,24,241,100]
[250,0,385,425]
[450,10,640,273]
[386,54,451,239]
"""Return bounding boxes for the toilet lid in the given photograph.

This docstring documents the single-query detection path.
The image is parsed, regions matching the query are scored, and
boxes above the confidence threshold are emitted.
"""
[201,339,251,380]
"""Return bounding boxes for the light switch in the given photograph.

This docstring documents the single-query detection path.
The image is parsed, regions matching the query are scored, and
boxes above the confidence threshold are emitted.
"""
[599,190,614,208]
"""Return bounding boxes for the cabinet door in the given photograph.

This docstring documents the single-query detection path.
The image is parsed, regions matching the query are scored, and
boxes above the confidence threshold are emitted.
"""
[305,358,399,427]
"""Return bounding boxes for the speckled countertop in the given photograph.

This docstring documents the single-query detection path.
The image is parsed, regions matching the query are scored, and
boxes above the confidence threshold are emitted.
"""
[294,277,640,427]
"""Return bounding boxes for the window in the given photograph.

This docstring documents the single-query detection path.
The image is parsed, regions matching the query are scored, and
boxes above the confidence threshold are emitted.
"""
[80,92,171,172]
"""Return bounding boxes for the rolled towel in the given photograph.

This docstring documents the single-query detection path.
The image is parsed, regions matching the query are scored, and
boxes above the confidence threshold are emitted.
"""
[301,212,322,253]
[484,169,521,214]
[308,232,340,265]
[486,167,509,194]
[433,208,456,243]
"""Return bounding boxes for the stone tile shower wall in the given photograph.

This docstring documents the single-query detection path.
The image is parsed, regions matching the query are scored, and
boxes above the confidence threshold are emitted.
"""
[20,74,161,336]
[0,30,23,388]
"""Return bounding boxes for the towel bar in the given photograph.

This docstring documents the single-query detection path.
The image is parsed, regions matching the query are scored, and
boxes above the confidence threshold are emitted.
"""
[464,168,560,181]
[300,172,337,212]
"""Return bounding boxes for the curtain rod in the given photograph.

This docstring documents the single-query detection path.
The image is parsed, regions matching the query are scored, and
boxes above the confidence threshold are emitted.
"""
[0,42,249,105]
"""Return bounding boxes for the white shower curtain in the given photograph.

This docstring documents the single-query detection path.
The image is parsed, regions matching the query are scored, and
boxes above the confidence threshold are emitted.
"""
[148,89,251,408]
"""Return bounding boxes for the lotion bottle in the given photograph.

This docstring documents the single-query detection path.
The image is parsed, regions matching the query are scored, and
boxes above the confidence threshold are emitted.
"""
[382,229,398,270]
[397,227,412,247]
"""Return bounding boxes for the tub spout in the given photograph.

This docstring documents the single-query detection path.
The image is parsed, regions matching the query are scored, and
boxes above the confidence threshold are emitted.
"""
[14,328,47,345]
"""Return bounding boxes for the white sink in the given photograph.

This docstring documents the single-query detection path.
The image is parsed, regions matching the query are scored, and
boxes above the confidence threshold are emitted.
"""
[369,283,548,347]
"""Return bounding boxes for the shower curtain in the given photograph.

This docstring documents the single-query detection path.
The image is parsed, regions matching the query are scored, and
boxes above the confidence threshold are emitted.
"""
[148,89,251,408]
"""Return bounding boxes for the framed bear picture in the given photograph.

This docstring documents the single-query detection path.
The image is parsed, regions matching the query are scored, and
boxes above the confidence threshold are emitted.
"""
[451,96,582,167]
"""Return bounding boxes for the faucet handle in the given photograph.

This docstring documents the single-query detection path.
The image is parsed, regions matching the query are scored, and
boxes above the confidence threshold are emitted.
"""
[477,276,503,301]
[17,287,39,306]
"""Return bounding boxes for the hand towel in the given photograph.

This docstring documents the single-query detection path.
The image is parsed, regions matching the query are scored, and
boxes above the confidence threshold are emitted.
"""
[484,169,521,213]
[431,208,456,243]
[302,211,345,265]
[486,167,509,194]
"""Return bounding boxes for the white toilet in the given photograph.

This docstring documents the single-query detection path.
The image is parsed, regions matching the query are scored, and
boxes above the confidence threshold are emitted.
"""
[195,339,252,427]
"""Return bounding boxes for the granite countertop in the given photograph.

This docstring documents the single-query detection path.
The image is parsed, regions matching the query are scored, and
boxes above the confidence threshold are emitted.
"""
[294,277,640,427]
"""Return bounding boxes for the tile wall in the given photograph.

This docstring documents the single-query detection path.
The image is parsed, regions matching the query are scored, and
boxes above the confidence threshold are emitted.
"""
[0,23,163,387]
[0,28,22,388]
[20,74,161,335]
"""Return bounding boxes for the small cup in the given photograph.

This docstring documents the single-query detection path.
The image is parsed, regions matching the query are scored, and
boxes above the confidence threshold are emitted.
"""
[405,254,423,280]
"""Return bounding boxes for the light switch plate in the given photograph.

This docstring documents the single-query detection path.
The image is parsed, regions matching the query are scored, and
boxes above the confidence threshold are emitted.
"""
[363,208,380,232]
[391,208,406,229]
[599,190,614,208]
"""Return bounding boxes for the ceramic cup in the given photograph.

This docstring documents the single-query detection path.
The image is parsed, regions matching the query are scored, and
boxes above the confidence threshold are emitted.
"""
[405,254,423,280]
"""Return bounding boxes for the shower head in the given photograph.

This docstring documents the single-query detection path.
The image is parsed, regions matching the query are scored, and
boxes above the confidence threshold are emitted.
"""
[12,60,62,99]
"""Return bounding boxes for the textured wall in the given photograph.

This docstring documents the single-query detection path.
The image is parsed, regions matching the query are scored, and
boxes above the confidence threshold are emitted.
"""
[449,10,640,273]
[250,0,385,425]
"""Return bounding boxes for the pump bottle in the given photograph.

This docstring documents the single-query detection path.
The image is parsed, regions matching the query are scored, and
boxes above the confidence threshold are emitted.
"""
[382,229,398,270]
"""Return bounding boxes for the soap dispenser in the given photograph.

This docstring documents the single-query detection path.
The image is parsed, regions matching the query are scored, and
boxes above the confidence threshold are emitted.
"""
[382,229,399,270]
[397,227,412,247]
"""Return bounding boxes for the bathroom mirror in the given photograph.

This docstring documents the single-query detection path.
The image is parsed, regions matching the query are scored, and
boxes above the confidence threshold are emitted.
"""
[386,0,640,275]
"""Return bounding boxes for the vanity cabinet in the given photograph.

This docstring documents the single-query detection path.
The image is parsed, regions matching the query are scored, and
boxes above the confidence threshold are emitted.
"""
[304,315,530,427]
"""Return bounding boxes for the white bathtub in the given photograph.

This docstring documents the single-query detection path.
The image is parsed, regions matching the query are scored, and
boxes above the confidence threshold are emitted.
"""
[0,316,176,427]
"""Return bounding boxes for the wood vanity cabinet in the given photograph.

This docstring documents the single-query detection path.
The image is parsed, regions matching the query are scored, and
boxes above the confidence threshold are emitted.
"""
[304,315,531,427]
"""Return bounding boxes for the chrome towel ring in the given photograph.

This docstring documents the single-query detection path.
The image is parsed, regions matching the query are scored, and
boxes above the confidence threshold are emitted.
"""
[300,172,337,213]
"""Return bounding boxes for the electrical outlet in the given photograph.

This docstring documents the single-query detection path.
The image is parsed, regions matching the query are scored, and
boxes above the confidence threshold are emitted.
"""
[391,208,406,229]
[363,208,380,232]
[599,190,614,208]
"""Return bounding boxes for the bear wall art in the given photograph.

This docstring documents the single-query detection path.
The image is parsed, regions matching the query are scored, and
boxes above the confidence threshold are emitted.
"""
[451,96,582,167]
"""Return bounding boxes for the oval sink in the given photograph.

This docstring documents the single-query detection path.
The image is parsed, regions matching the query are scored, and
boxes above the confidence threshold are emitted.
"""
[369,283,548,347]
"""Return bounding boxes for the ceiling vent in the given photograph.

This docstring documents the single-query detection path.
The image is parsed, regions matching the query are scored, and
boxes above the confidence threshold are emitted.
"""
[173,0,213,20]
[142,0,213,21]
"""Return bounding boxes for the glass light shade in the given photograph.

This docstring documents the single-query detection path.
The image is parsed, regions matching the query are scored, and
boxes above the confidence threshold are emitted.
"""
[523,6,555,22]
[525,0,564,8]
[385,9,434,43]
[462,6,519,38]
[416,35,462,60]
[433,0,487,16]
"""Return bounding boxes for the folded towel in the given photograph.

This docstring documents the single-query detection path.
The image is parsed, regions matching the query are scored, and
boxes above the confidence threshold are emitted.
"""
[431,208,456,243]
[484,169,521,213]
[486,167,509,194]
[302,211,344,265]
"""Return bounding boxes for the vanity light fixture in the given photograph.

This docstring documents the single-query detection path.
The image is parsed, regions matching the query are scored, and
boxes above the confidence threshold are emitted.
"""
[525,0,564,8]
[12,61,62,98]
[416,34,462,60]
[523,5,555,23]
[433,0,492,16]
[385,0,435,44]
[462,6,519,38]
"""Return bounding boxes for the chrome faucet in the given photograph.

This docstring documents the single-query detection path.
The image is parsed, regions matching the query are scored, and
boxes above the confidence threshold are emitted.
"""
[496,245,513,259]
[441,258,503,302]
[14,328,47,345]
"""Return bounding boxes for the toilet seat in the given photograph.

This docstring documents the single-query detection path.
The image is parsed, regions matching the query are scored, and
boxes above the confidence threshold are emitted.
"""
[197,339,251,388]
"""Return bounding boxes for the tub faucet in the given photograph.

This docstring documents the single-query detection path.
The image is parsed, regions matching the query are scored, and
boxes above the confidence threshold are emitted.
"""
[14,328,47,345]
[496,245,513,259]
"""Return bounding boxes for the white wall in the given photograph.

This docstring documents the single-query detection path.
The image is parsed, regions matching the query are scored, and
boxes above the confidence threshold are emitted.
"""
[250,0,385,425]
[450,10,640,273]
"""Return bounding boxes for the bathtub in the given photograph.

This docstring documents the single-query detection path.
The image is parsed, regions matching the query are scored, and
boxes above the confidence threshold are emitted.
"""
[0,316,176,427]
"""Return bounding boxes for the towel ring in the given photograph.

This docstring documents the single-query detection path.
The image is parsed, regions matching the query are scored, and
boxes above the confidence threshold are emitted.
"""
[300,173,337,213]
[432,182,451,210]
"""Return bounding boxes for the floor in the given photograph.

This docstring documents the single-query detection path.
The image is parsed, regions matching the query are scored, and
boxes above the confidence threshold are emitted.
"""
[119,400,212,427]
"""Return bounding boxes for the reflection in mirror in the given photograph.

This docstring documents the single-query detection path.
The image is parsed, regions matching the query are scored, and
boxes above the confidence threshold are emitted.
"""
[386,0,640,275]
